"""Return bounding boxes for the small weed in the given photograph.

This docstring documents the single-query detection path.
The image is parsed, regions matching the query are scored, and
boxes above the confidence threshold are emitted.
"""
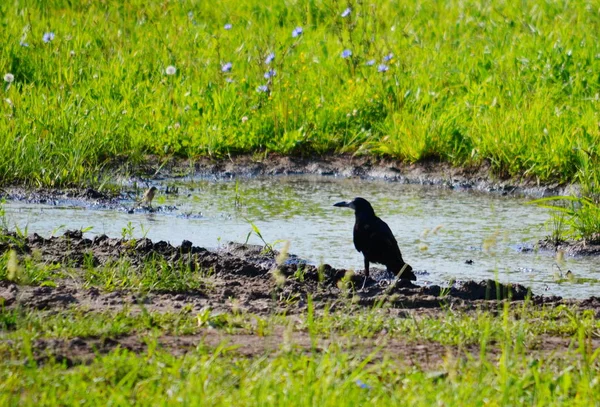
[293,265,306,282]
[0,199,9,230]
[336,270,355,293]
[121,222,136,241]
[0,250,61,285]
[253,315,271,337]
[243,217,285,256]
[317,263,326,283]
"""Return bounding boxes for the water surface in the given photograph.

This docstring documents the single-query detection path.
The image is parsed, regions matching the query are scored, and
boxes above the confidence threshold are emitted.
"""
[5,176,599,298]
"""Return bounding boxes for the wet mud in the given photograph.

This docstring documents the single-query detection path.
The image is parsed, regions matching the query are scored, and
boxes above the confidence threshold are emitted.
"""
[538,236,600,256]
[178,155,571,197]
[1,230,546,314]
[0,155,576,208]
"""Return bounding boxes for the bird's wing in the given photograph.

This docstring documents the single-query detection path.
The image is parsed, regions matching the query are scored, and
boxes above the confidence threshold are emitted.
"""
[353,222,367,253]
[372,218,402,256]
[354,217,402,258]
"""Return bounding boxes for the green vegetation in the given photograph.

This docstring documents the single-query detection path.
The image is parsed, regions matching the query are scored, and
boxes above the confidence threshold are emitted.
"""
[81,256,210,292]
[1,343,598,406]
[0,308,200,339]
[2,302,598,347]
[0,247,209,292]
[1,0,600,187]
[0,249,62,286]
[532,194,600,243]
[1,302,599,405]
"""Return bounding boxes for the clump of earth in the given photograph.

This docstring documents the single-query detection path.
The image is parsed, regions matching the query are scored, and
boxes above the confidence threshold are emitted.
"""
[2,229,594,315]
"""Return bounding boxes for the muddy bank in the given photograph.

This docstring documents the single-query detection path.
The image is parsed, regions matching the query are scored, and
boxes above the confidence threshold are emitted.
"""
[183,155,569,197]
[3,230,600,317]
[538,236,600,256]
[0,186,121,206]
[0,155,577,207]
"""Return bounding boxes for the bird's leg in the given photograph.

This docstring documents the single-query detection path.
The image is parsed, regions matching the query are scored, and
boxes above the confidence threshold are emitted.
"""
[361,258,370,290]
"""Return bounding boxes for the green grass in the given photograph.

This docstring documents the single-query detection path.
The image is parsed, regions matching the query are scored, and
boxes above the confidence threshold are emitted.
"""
[0,303,599,406]
[0,243,210,292]
[2,302,598,350]
[0,344,598,406]
[2,0,600,187]
[81,255,210,293]
[0,249,63,286]
[531,194,600,242]
[0,308,200,339]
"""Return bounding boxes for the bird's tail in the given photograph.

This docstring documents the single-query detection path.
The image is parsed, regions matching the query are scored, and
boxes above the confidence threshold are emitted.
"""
[396,262,416,281]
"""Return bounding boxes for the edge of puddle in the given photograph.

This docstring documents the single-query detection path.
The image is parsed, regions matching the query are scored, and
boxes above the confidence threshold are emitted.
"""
[0,154,579,204]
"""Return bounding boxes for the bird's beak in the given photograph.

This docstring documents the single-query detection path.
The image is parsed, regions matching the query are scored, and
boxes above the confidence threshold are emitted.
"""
[334,200,354,209]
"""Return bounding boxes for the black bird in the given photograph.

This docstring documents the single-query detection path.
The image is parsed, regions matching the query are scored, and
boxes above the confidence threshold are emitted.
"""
[334,197,416,287]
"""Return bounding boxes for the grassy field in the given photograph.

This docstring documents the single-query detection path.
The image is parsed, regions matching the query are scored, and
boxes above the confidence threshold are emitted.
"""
[1,287,599,405]
[1,305,599,406]
[1,231,600,405]
[2,0,600,187]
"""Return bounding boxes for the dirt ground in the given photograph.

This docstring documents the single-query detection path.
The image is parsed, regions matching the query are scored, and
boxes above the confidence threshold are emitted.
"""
[2,231,599,367]
[21,328,590,370]
[1,230,556,314]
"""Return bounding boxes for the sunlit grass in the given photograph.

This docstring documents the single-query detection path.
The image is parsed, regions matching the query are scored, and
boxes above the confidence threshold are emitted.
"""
[0,303,598,406]
[81,255,210,293]
[0,344,598,406]
[531,194,600,242]
[0,308,200,340]
[0,247,210,292]
[1,0,600,187]
[1,300,598,349]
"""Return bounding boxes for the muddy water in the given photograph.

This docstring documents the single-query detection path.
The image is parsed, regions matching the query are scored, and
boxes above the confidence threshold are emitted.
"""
[5,176,599,298]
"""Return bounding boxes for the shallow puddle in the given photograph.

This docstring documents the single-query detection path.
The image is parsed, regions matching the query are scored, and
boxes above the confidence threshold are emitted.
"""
[4,176,599,298]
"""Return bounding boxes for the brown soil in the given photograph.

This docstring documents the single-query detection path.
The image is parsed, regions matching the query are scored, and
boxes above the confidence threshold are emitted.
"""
[2,231,600,367]
[26,330,459,368]
[1,230,544,314]
[24,328,595,369]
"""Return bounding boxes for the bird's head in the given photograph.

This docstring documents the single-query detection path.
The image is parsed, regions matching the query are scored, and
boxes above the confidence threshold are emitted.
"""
[149,186,158,193]
[333,197,375,216]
